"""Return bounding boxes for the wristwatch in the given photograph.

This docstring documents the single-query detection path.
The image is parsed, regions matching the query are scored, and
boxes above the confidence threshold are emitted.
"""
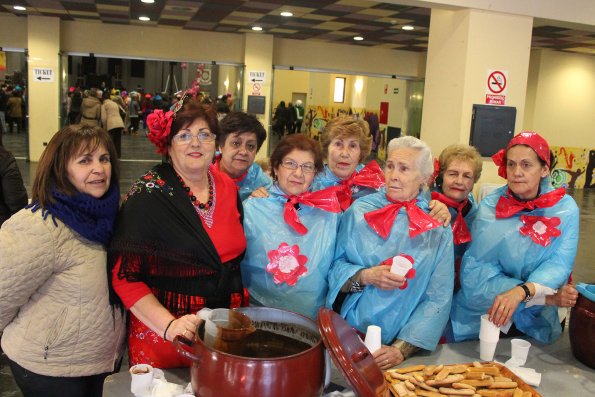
[518,283,532,302]
[348,277,364,293]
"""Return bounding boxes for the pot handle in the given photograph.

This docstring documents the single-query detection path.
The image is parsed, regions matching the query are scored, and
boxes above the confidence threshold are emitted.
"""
[173,335,201,364]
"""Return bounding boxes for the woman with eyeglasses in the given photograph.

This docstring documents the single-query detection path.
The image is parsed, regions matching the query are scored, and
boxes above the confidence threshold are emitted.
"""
[241,134,341,319]
[108,96,248,368]
[215,112,272,200]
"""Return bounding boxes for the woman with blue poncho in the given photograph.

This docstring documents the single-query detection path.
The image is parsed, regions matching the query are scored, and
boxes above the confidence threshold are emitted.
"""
[431,144,482,291]
[451,132,580,344]
[241,134,341,320]
[327,136,454,370]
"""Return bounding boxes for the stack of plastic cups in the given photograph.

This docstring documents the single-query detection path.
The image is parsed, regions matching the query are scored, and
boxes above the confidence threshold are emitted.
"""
[479,314,500,361]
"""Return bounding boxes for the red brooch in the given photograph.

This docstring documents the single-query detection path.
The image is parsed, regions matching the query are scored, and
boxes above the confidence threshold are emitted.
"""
[266,243,308,286]
[519,215,561,247]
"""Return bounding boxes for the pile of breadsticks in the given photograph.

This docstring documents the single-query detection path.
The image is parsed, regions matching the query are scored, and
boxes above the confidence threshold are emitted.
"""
[384,361,536,397]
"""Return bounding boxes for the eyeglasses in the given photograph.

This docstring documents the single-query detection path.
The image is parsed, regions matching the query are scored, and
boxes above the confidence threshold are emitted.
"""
[173,130,216,144]
[280,159,316,174]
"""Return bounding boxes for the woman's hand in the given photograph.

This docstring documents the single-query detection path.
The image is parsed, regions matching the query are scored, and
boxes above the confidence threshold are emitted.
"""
[166,314,202,342]
[360,265,406,290]
[249,187,270,198]
[373,345,405,370]
[546,284,578,307]
[488,286,524,327]
[429,200,451,226]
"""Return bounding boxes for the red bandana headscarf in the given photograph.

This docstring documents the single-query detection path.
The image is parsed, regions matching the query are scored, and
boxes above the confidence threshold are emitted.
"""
[431,191,471,244]
[334,160,385,210]
[491,131,550,179]
[283,188,341,235]
[364,195,442,239]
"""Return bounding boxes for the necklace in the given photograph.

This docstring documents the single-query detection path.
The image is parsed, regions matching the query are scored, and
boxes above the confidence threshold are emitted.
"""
[176,171,216,228]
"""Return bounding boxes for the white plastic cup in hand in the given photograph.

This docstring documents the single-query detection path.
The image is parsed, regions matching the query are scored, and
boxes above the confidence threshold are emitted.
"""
[510,338,531,366]
[364,325,382,354]
[129,364,154,395]
[390,256,412,277]
[479,314,500,342]
[480,339,498,361]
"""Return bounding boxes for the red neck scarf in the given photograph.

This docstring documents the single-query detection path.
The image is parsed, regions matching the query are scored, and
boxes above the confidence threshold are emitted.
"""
[335,161,385,210]
[364,195,442,239]
[283,188,341,235]
[496,187,565,218]
[431,191,471,245]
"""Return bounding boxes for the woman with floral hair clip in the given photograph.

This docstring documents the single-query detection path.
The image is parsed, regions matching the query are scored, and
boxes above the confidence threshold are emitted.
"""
[109,94,248,368]
[451,131,579,344]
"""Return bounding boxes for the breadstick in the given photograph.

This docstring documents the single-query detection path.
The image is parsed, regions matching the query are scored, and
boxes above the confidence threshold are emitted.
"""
[522,392,532,397]
[452,382,476,391]
[494,377,512,382]
[472,361,483,367]
[447,365,471,374]
[458,379,494,388]
[415,389,448,397]
[512,389,523,397]
[395,365,425,374]
[438,387,475,395]
[404,380,416,391]
[393,382,410,397]
[426,374,465,386]
[413,373,426,383]
[477,389,514,397]
[467,366,500,376]
[464,371,486,380]
[390,371,413,381]
[419,382,439,392]
[435,367,451,381]
[433,364,445,374]
[424,365,437,376]
[488,382,518,389]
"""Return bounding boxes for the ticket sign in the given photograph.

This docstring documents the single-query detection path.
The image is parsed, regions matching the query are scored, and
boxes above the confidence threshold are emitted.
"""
[33,67,54,83]
[486,69,507,105]
[248,71,266,84]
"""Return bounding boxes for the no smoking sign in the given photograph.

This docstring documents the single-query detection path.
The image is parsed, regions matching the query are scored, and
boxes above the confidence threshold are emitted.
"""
[486,69,508,105]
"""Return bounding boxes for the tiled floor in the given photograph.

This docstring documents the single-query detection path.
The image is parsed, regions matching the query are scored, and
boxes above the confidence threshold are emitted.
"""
[0,131,593,396]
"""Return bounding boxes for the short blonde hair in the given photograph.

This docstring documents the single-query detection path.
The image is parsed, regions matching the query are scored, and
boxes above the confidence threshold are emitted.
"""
[438,144,483,182]
[321,116,372,163]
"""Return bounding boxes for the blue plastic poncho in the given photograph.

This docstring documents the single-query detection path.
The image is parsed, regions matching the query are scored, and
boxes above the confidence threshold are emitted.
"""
[311,164,377,201]
[235,162,273,201]
[451,178,579,344]
[326,189,454,350]
[241,184,340,320]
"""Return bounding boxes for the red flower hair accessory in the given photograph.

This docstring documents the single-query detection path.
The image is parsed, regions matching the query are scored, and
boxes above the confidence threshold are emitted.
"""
[266,243,308,286]
[146,109,175,155]
[492,131,550,179]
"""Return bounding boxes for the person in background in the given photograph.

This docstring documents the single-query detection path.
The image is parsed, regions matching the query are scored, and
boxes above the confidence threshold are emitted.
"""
[451,132,579,344]
[80,88,102,127]
[272,101,289,137]
[101,91,125,158]
[286,102,296,134]
[241,134,341,320]
[327,136,454,370]
[0,84,8,133]
[109,96,247,369]
[68,88,83,125]
[6,90,23,133]
[127,92,141,135]
[431,144,482,291]
[0,125,124,397]
[215,112,271,200]
[0,143,28,226]
[294,99,305,134]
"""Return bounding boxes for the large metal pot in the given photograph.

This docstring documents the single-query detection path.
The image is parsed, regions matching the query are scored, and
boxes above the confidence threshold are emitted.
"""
[569,288,595,369]
[175,307,325,397]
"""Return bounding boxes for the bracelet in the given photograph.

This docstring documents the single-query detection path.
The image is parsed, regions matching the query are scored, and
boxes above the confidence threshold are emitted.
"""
[517,283,532,302]
[163,319,175,341]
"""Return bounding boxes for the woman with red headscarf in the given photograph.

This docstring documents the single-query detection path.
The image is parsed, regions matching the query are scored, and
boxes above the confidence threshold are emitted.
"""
[451,132,579,344]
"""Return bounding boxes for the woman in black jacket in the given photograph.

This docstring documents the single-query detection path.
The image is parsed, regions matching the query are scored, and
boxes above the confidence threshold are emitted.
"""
[0,144,28,226]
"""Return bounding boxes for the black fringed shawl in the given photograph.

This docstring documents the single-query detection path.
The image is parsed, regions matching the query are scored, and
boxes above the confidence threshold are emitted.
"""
[108,163,245,315]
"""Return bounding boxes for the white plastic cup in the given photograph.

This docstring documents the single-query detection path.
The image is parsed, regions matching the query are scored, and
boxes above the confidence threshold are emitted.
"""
[479,314,500,342]
[129,364,154,395]
[364,325,382,354]
[390,256,413,277]
[510,338,531,366]
[480,339,498,361]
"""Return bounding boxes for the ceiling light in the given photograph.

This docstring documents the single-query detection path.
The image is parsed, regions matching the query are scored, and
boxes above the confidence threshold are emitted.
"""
[354,36,364,41]
[139,16,150,21]
[141,0,155,3]
[252,26,263,31]
[280,11,293,17]
[402,25,414,31]
[13,6,26,11]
